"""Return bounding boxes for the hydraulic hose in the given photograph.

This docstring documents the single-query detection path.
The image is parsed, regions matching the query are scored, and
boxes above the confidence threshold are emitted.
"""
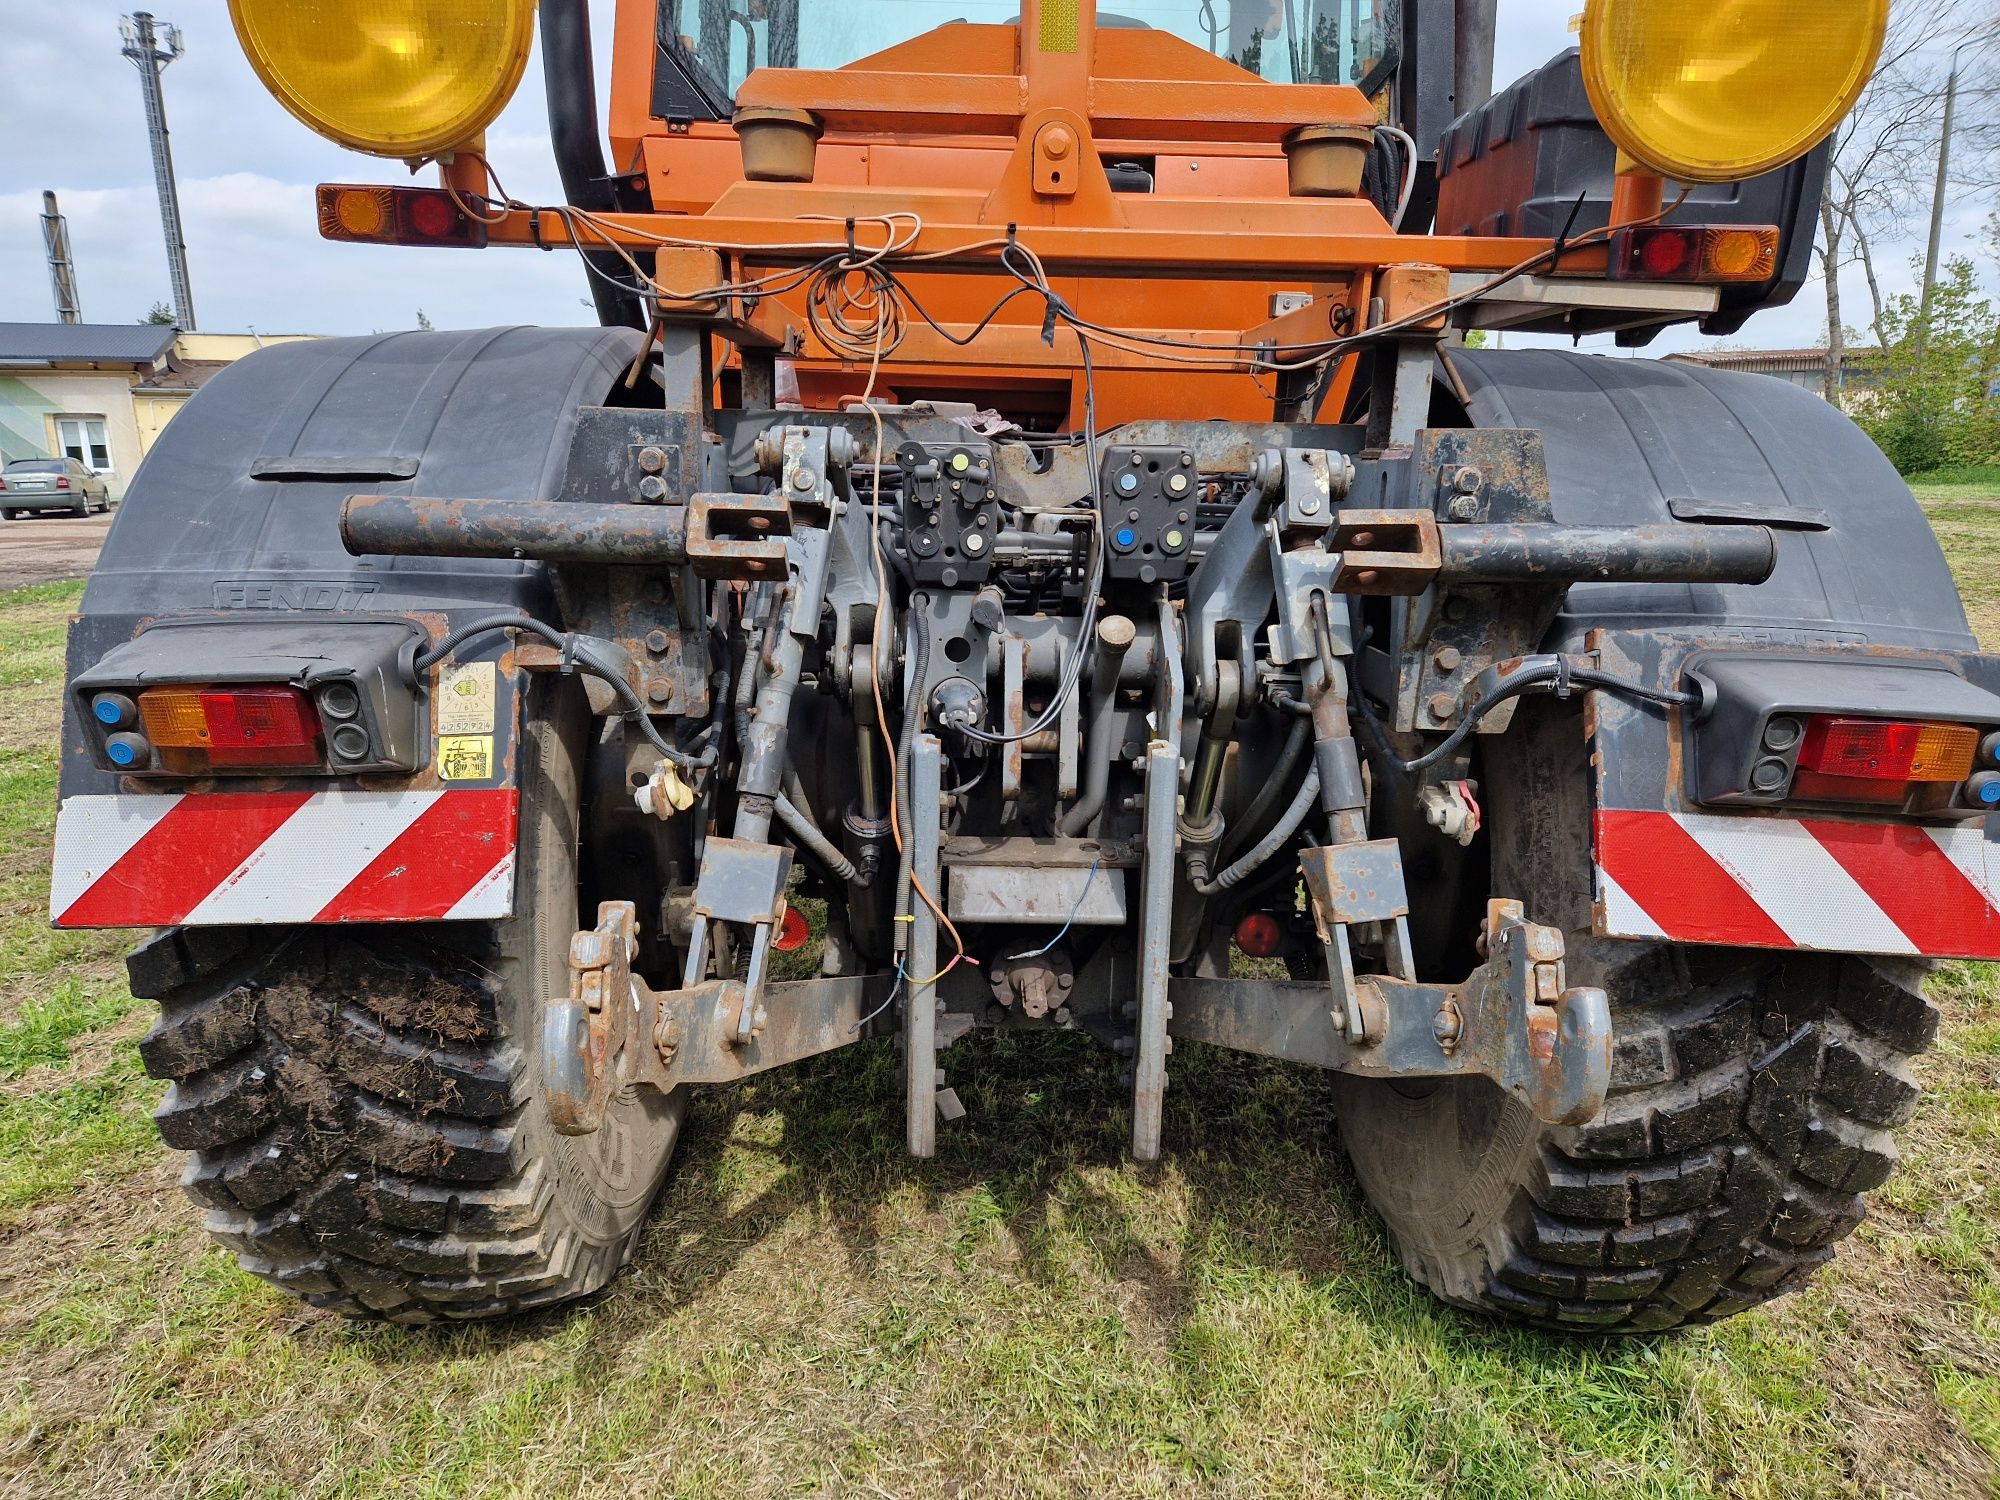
[1192,765,1321,895]
[776,791,860,885]
[890,605,931,947]
[1216,715,1312,865]
[1058,614,1136,837]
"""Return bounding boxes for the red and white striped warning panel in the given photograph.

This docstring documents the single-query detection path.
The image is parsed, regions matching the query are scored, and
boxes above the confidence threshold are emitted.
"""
[51,789,518,928]
[1596,808,2000,960]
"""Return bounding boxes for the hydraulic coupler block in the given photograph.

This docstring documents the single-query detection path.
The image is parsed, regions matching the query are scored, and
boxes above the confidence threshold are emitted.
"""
[1100,445,1199,584]
[897,440,1001,586]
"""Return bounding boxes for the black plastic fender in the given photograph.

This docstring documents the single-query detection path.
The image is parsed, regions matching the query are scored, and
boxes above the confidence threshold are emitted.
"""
[62,326,643,798]
[1450,348,1976,653]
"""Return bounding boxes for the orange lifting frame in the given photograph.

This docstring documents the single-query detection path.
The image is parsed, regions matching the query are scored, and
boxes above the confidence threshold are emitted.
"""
[463,0,1602,421]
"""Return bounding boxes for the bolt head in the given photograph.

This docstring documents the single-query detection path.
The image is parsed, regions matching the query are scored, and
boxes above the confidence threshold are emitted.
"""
[792,469,816,491]
[638,446,667,474]
[1432,645,1462,672]
[1426,691,1458,722]
[1452,465,1483,494]
[645,629,672,654]
[637,475,668,501]
[1447,495,1480,521]
[648,678,674,705]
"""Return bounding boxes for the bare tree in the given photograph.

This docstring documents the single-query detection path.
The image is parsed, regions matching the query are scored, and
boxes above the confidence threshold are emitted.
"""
[1818,3,1997,400]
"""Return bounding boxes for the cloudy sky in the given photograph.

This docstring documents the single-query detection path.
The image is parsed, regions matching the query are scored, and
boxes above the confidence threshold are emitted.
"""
[0,0,1986,350]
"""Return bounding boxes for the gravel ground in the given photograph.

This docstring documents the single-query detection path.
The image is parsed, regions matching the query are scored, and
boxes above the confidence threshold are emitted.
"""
[0,512,113,591]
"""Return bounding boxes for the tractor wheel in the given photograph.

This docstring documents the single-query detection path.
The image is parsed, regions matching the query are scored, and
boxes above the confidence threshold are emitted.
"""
[127,682,684,1323]
[1332,700,1938,1331]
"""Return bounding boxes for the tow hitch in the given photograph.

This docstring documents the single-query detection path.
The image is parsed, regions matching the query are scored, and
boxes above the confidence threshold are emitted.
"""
[551,893,1612,1137]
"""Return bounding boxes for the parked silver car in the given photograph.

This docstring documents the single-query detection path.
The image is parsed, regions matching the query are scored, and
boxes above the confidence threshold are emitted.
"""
[0,457,113,518]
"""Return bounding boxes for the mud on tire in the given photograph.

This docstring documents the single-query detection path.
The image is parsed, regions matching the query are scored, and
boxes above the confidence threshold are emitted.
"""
[1333,700,1940,1333]
[126,687,683,1324]
[1335,947,1936,1331]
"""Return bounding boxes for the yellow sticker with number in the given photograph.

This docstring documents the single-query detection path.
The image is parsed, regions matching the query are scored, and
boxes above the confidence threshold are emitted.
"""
[437,734,494,782]
[438,660,498,736]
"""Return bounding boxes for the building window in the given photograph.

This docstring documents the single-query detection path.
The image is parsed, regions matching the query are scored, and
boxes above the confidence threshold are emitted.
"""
[55,416,111,474]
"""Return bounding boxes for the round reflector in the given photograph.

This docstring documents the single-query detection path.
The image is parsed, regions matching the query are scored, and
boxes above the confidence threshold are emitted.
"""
[774,904,811,953]
[229,0,537,159]
[1580,0,1886,182]
[1233,913,1285,959]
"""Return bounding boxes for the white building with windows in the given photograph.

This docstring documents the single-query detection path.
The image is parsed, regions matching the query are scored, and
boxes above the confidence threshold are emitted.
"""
[0,324,316,498]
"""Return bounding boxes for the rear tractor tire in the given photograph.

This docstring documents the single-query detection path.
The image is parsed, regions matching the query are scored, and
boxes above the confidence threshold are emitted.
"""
[1333,703,1939,1331]
[127,688,684,1323]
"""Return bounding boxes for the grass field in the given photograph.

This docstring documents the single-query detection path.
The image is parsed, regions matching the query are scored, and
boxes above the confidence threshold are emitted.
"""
[0,475,1997,1498]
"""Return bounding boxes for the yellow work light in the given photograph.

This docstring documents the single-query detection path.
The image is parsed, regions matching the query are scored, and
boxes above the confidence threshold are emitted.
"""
[1579,0,1887,182]
[228,0,538,160]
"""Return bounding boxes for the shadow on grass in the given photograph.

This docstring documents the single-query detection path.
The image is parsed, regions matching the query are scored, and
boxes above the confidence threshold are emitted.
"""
[338,1023,1621,1382]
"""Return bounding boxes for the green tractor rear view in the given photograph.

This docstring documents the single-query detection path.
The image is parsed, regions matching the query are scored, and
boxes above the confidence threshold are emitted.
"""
[51,0,1983,1332]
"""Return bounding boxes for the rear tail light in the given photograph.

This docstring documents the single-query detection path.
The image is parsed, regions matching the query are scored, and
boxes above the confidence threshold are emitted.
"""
[55,476,70,490]
[138,685,323,775]
[316,184,487,249]
[1610,225,1780,284]
[1788,715,1980,806]
[1796,717,1977,781]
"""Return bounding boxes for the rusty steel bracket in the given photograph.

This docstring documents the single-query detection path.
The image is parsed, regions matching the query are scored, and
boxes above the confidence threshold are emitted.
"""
[680,836,795,1048]
[546,901,651,1136]
[1168,904,1616,1128]
[1299,838,1417,1042]
[1263,448,1357,669]
[1362,898,1613,1125]
[1386,427,1563,736]
[685,492,793,579]
[1329,509,1442,596]
[1166,896,1613,1127]
[548,901,895,1136]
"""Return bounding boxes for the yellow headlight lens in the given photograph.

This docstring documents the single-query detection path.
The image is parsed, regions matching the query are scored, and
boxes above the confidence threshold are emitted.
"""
[229,0,537,160]
[1580,0,1887,183]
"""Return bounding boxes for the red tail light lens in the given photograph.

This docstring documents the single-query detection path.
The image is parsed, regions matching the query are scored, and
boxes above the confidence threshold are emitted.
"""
[1234,913,1285,958]
[139,685,323,774]
[316,185,487,249]
[55,476,70,490]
